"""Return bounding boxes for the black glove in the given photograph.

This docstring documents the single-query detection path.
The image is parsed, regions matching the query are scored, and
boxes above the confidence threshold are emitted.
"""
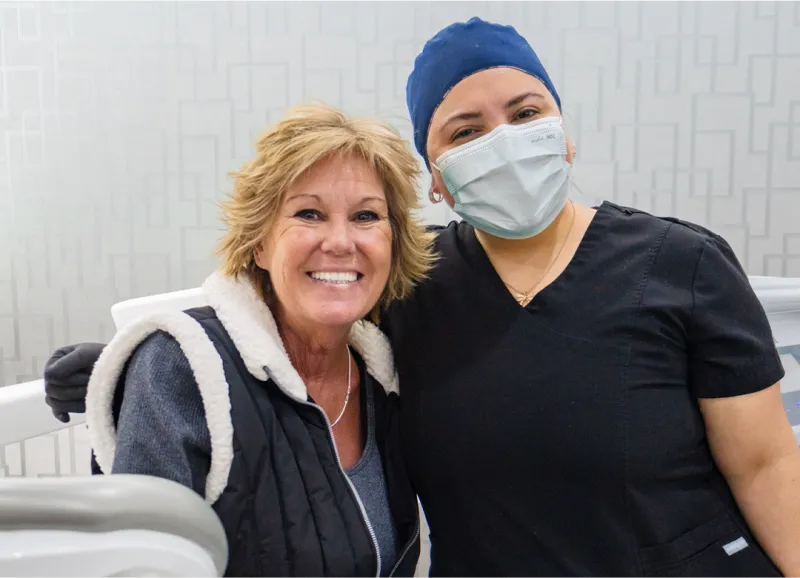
[44,343,106,423]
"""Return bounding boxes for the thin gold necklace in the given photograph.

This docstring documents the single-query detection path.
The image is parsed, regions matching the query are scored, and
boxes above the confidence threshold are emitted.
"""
[502,200,577,307]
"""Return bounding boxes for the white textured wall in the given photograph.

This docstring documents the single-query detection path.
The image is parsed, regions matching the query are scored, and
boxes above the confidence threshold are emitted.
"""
[2,1,800,387]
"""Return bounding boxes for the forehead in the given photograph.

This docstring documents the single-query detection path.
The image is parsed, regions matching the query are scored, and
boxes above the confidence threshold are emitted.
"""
[285,154,385,201]
[430,67,554,127]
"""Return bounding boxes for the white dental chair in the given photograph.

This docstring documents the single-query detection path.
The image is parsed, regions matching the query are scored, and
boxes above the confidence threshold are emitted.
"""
[0,287,226,577]
[0,475,228,576]
[108,287,208,330]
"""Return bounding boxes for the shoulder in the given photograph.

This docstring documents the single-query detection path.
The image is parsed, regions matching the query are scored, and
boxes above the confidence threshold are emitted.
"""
[426,221,464,252]
[419,220,480,281]
[97,308,232,391]
[381,221,467,334]
[601,201,711,240]
[382,221,465,306]
[124,330,195,392]
[128,330,188,367]
[599,201,725,267]
[87,309,234,503]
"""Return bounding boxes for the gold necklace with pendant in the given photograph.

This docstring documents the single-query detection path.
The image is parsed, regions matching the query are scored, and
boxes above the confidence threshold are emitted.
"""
[501,200,577,307]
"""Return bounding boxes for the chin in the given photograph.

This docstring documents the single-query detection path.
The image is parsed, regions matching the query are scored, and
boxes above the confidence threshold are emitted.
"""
[306,303,373,329]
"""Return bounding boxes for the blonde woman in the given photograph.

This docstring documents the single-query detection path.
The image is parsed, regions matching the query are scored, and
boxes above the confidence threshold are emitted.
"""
[73,104,434,576]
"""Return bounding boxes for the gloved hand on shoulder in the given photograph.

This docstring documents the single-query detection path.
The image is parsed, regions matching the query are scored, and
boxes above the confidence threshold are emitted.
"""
[43,342,106,423]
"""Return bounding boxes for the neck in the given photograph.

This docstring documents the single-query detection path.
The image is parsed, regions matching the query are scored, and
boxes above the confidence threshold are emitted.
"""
[475,200,575,265]
[274,308,351,384]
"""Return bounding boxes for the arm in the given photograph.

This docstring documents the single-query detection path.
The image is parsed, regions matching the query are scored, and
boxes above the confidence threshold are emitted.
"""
[112,331,211,498]
[700,387,800,575]
[687,235,798,574]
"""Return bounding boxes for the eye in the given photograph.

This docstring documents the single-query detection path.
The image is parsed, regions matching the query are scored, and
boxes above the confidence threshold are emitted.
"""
[294,208,323,221]
[452,127,477,142]
[513,108,539,122]
[354,210,380,222]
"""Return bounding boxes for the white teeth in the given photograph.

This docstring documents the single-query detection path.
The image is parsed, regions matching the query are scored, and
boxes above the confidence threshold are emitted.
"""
[310,271,358,284]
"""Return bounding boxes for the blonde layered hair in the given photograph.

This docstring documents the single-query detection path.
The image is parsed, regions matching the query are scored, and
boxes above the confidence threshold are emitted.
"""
[217,103,436,321]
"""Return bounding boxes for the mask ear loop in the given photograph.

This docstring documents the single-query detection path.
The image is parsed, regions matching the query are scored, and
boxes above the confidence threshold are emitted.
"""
[560,114,586,204]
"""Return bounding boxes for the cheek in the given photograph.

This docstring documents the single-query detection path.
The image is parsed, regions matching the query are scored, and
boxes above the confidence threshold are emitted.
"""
[267,228,317,280]
[359,225,393,275]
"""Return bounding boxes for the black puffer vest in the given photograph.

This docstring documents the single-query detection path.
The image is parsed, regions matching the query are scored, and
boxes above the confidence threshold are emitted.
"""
[88,271,420,577]
[189,306,420,577]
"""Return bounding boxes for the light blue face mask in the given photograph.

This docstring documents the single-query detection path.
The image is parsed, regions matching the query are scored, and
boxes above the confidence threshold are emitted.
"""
[433,116,572,240]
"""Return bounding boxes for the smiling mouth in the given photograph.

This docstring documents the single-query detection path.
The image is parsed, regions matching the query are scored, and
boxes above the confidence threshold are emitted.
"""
[308,271,362,285]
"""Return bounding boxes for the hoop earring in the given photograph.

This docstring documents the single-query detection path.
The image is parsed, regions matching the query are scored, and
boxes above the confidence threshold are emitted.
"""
[429,188,444,204]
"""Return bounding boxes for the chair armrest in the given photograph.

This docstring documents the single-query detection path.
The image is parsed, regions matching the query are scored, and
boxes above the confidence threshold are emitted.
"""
[0,380,84,446]
[0,474,228,575]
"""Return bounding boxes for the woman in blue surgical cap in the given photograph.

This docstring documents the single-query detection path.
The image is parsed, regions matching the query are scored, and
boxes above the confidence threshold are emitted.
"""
[383,16,799,577]
[43,17,800,578]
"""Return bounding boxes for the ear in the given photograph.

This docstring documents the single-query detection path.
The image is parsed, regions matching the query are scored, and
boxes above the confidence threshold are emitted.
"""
[253,239,270,271]
[429,170,456,208]
[566,139,577,165]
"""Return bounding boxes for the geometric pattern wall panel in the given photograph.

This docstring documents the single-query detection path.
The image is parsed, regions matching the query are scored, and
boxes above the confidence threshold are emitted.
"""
[2,1,800,388]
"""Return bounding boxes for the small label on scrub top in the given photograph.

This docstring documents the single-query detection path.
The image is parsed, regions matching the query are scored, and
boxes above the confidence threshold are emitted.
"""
[723,537,749,556]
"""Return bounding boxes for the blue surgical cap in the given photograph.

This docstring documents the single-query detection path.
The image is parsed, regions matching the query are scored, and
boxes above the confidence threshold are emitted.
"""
[406,17,561,167]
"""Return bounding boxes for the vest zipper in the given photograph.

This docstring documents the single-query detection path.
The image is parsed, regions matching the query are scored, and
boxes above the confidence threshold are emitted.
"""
[388,516,420,577]
[290,395,382,577]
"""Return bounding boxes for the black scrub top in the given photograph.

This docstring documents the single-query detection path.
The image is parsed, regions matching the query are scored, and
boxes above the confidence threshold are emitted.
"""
[381,202,785,577]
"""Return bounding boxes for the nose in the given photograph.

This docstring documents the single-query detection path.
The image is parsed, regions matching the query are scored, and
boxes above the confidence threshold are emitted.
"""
[482,112,509,135]
[320,215,356,256]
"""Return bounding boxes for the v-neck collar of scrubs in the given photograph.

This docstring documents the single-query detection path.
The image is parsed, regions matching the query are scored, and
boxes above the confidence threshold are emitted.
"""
[457,201,613,315]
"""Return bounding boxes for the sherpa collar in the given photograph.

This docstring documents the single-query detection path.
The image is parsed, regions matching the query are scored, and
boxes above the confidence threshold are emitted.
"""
[201,271,399,401]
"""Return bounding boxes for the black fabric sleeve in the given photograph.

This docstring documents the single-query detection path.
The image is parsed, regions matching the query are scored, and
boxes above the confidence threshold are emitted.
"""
[112,331,212,497]
[688,236,785,398]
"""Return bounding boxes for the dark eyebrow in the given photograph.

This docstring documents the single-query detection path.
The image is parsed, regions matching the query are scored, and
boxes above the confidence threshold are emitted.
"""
[439,111,482,133]
[505,91,545,109]
[438,91,546,133]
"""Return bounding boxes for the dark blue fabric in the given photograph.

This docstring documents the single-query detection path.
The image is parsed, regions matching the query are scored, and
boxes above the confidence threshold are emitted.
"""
[406,17,561,166]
